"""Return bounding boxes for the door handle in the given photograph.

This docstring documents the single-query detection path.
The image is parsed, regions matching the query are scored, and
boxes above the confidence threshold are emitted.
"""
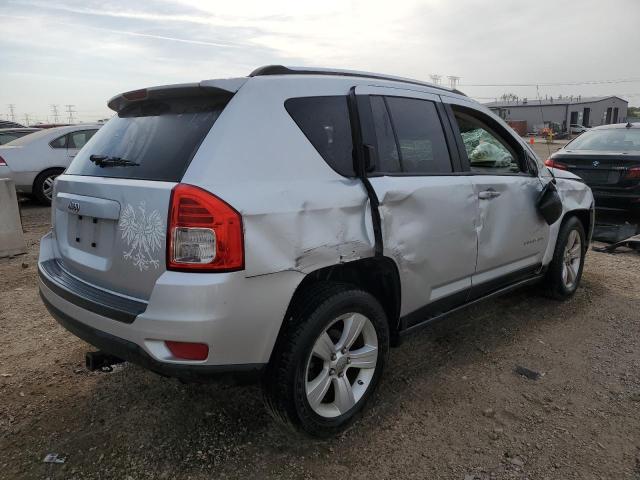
[478,189,501,200]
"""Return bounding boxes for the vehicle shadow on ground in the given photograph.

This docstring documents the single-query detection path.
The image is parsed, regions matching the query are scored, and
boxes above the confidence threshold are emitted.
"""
[22,278,604,479]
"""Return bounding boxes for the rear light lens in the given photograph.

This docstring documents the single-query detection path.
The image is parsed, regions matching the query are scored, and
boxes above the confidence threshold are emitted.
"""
[544,158,568,170]
[0,156,6,166]
[624,166,640,180]
[122,88,148,101]
[165,341,209,361]
[167,184,244,272]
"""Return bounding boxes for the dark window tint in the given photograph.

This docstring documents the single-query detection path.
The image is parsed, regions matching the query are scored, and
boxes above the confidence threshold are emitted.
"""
[65,96,227,181]
[285,96,354,176]
[383,97,452,174]
[371,96,400,173]
[50,135,67,149]
[68,129,98,149]
[567,128,640,152]
[453,111,520,173]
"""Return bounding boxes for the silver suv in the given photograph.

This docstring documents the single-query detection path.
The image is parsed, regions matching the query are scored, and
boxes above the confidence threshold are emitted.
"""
[38,66,594,436]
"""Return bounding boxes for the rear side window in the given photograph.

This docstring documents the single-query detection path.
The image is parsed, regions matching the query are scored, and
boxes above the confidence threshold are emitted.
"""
[285,96,354,176]
[65,96,227,182]
[68,130,98,149]
[375,96,452,174]
[50,135,67,149]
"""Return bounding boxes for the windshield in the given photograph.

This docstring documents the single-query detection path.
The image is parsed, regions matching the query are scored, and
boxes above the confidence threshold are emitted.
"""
[567,128,640,152]
[65,96,227,182]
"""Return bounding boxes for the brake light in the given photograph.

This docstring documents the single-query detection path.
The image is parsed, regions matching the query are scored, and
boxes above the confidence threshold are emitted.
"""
[167,184,244,272]
[624,166,640,180]
[0,156,6,166]
[544,158,568,170]
[122,88,148,101]
[165,341,209,360]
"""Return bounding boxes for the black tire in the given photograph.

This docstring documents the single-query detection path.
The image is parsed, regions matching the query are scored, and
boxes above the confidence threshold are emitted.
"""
[33,168,64,206]
[263,282,389,437]
[543,216,586,300]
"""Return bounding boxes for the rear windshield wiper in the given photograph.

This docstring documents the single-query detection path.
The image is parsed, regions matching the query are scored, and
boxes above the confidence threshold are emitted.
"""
[90,154,140,168]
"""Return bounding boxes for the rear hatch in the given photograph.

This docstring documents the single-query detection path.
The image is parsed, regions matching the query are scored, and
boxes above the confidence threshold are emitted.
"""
[53,83,239,300]
[552,151,628,186]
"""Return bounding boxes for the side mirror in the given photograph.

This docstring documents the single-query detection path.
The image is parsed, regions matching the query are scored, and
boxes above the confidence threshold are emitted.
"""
[536,181,563,225]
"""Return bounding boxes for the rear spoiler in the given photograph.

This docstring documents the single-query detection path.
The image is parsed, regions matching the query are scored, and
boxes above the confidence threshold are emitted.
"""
[107,78,248,113]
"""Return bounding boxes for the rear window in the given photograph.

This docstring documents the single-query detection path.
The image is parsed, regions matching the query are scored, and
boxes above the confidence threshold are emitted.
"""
[285,96,354,176]
[567,128,640,152]
[65,96,227,182]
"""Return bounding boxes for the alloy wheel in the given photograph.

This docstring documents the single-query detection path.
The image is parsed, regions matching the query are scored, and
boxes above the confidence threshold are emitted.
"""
[562,229,582,289]
[305,312,378,418]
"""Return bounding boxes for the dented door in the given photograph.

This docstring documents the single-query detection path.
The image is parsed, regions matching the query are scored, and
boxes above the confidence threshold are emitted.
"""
[355,85,478,318]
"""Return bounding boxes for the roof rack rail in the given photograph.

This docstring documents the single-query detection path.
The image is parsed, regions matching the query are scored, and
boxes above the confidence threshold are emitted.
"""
[249,65,466,96]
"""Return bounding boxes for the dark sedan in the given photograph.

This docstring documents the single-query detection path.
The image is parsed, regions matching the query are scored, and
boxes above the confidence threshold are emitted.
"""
[545,122,640,211]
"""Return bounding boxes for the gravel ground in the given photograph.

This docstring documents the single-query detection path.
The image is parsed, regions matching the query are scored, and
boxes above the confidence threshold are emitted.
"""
[1,202,639,480]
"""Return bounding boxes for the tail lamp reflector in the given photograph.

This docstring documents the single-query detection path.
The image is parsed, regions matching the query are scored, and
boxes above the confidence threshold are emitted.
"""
[167,184,244,272]
[165,341,209,361]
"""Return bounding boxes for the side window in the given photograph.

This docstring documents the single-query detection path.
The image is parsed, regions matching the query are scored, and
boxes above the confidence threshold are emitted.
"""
[453,111,521,173]
[68,130,97,149]
[285,96,353,176]
[382,97,452,174]
[49,134,68,149]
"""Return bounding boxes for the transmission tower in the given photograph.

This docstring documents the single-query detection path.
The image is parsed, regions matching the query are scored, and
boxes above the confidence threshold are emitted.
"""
[429,74,442,85]
[23,114,31,126]
[447,76,460,89]
[65,104,76,123]
[50,104,60,123]
[8,104,16,123]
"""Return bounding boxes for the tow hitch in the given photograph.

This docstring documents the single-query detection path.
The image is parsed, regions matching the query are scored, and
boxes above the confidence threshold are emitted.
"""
[85,351,124,372]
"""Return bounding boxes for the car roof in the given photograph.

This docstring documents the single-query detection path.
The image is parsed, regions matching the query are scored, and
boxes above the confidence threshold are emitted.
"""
[5,124,101,146]
[591,122,640,130]
[0,127,40,133]
[108,65,467,112]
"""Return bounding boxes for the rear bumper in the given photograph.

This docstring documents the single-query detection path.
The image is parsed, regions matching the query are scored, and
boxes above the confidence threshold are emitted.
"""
[40,290,263,381]
[38,231,304,378]
[592,188,640,210]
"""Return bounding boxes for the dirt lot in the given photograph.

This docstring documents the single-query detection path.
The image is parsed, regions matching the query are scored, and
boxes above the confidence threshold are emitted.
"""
[1,202,640,480]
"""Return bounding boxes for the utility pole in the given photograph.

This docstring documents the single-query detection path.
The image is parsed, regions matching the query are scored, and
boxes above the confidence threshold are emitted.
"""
[8,104,16,123]
[447,76,460,89]
[50,104,60,123]
[429,74,442,85]
[65,104,76,124]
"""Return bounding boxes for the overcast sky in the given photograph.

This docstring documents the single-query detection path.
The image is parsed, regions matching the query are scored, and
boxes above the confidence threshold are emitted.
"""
[1,0,640,124]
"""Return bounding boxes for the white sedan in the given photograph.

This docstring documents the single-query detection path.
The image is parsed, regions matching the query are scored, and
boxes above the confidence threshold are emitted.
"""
[0,124,101,204]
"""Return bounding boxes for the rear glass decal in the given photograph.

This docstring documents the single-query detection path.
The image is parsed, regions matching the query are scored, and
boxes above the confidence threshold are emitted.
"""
[119,202,165,271]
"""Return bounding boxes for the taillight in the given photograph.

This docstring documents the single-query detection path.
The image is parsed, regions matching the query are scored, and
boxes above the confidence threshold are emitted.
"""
[624,166,640,180]
[167,184,244,272]
[0,156,6,166]
[122,88,148,101]
[544,158,568,170]
[165,341,209,361]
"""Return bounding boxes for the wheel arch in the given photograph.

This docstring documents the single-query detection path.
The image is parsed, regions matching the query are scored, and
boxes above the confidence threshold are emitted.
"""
[273,256,402,359]
[563,207,594,242]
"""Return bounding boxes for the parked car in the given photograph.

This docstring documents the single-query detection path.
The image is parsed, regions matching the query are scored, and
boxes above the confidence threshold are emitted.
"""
[0,124,100,204]
[0,127,40,145]
[570,124,590,134]
[546,122,640,211]
[38,66,594,437]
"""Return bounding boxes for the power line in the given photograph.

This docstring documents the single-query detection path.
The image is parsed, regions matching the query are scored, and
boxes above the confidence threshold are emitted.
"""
[50,104,60,123]
[461,77,640,87]
[65,104,76,123]
[7,104,16,123]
